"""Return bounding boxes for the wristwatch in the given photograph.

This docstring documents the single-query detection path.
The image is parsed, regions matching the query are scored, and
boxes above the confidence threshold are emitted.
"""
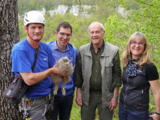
[156,112,160,115]
[113,95,118,99]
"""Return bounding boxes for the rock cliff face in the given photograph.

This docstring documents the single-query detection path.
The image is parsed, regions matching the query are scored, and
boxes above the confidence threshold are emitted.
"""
[18,5,93,18]
[18,5,129,18]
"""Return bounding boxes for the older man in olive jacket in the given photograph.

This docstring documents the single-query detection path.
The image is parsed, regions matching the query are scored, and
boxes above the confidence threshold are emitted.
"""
[75,21,121,120]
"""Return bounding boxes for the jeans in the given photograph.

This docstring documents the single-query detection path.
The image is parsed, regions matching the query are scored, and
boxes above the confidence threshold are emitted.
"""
[119,102,149,120]
[52,93,74,120]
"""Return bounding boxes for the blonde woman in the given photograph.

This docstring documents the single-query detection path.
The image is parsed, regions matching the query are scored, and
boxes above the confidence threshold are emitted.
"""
[119,32,160,120]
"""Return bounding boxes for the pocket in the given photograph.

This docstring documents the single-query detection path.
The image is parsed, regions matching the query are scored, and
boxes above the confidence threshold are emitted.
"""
[104,64,113,88]
[105,58,113,74]
[125,90,142,108]
[105,89,113,101]
[81,86,85,101]
[131,109,149,119]
[105,66,112,74]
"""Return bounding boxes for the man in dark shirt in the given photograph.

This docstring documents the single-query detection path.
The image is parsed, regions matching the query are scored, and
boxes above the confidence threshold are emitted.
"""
[75,21,121,120]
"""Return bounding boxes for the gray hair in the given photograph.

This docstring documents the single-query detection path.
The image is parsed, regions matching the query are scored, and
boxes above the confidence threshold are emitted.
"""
[88,21,105,34]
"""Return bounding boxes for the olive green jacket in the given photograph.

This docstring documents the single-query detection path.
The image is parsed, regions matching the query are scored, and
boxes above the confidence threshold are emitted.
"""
[75,41,121,107]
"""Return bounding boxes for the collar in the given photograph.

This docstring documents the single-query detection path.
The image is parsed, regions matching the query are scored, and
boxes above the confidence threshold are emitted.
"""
[90,40,104,53]
[51,40,70,52]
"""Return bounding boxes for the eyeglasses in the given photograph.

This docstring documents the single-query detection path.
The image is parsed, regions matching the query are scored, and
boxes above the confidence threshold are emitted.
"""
[130,41,145,46]
[59,32,72,38]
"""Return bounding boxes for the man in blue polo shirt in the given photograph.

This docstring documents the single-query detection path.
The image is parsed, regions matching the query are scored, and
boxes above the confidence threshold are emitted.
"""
[48,22,78,120]
[11,11,65,120]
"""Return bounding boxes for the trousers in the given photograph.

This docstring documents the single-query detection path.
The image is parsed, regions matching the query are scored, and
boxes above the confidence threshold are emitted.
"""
[81,91,113,120]
[52,93,74,120]
[22,95,48,120]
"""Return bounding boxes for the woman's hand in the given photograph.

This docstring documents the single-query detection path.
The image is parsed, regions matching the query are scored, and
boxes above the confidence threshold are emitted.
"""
[149,113,160,120]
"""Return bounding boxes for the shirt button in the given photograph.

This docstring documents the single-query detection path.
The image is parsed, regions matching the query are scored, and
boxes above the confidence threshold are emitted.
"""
[95,70,97,72]
[95,79,96,81]
[95,87,97,89]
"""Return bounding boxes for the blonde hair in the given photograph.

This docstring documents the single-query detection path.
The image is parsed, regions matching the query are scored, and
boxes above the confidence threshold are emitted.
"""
[122,32,151,67]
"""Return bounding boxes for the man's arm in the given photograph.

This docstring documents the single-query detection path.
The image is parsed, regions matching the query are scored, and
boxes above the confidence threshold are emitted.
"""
[109,87,119,111]
[75,88,82,106]
[149,80,160,120]
[109,50,121,92]
[20,66,65,86]
[109,50,121,110]
[74,52,83,106]
[74,52,83,88]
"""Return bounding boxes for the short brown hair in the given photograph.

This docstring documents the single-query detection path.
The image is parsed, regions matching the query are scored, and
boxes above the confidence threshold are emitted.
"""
[56,22,72,33]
